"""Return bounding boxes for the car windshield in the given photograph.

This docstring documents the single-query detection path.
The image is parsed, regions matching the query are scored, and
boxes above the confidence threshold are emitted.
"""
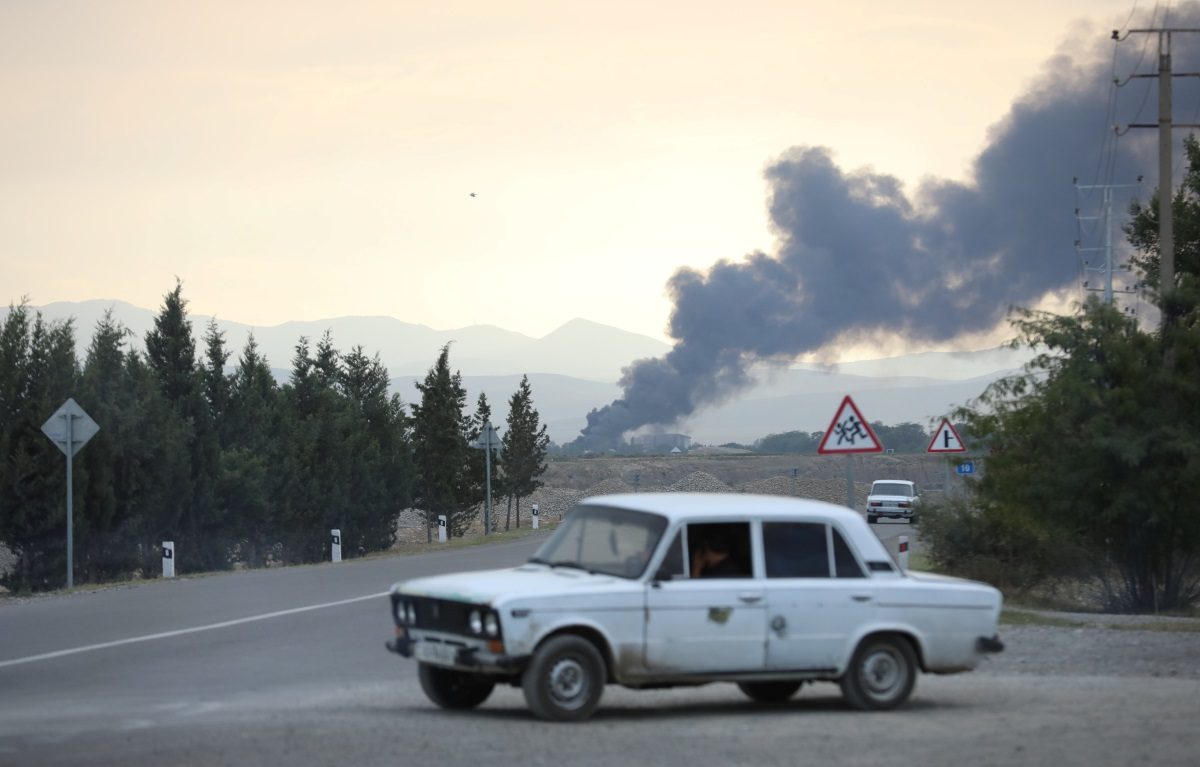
[530,504,668,579]
[872,483,914,497]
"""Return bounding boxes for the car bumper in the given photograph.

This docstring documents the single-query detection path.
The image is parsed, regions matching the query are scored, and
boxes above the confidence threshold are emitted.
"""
[867,508,915,518]
[386,631,527,673]
[976,634,1005,653]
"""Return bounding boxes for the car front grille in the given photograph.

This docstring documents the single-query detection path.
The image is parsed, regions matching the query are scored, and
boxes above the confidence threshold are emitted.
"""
[411,596,474,634]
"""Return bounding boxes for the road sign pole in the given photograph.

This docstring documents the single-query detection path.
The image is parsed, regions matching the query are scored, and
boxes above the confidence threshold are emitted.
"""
[945,461,952,499]
[485,438,492,535]
[65,413,74,590]
[846,454,854,509]
[41,399,99,591]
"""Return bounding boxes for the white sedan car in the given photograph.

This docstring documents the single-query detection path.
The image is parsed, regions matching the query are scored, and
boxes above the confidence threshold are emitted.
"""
[386,493,1004,721]
[866,479,920,524]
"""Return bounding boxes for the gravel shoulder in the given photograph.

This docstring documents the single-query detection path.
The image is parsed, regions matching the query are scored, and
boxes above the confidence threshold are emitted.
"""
[986,616,1200,680]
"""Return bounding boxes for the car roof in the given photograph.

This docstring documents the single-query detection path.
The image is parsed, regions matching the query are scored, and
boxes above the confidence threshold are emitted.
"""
[579,492,898,570]
[871,479,914,486]
[581,492,863,523]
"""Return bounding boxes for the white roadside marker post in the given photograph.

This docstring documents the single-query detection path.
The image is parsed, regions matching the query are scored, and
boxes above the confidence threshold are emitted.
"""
[531,503,540,530]
[438,515,447,543]
[331,529,342,563]
[162,541,175,579]
[898,536,909,571]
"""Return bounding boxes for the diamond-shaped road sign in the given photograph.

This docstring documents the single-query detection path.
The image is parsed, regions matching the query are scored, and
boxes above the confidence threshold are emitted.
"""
[817,395,883,454]
[41,398,100,457]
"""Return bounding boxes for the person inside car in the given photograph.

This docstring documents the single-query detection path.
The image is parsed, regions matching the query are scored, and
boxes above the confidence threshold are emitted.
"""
[691,538,742,578]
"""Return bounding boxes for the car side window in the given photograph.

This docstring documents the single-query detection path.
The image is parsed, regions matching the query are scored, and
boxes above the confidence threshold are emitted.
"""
[763,522,829,578]
[832,528,866,578]
[686,522,753,579]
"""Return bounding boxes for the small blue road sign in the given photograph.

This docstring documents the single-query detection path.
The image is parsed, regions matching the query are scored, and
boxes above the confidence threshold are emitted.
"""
[956,461,976,475]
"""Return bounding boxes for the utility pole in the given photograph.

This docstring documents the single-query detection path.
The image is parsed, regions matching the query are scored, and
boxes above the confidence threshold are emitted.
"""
[1116,27,1200,305]
[1074,179,1141,305]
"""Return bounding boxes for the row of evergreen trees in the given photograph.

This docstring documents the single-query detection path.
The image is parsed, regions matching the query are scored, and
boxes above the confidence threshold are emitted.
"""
[0,284,548,593]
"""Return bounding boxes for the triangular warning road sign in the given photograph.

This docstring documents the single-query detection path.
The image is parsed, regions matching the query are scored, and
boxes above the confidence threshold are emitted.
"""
[927,418,966,453]
[817,396,883,454]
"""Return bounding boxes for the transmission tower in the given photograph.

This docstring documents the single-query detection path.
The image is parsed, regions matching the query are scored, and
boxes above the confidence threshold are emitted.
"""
[1074,179,1141,309]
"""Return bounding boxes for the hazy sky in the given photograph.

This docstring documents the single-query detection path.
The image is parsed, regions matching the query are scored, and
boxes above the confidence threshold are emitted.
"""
[1,0,1138,348]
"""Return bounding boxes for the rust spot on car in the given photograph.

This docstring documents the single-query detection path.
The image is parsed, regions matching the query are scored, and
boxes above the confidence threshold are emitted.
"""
[615,644,644,677]
[708,607,732,625]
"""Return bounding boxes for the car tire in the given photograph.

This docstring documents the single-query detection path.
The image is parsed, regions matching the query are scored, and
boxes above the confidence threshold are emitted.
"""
[910,515,920,525]
[417,663,496,710]
[737,680,803,703]
[522,634,606,721]
[866,514,877,525]
[840,635,917,711]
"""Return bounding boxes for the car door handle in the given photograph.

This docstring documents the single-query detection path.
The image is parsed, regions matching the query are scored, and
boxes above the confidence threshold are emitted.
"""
[851,594,873,602]
[738,593,764,604]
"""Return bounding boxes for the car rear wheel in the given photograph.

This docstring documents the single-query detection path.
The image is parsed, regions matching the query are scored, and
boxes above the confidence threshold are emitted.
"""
[840,635,917,711]
[522,635,606,721]
[417,663,496,710]
[866,513,877,524]
[737,680,803,703]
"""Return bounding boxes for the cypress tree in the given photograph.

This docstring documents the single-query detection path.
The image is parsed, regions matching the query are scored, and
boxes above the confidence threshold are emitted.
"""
[499,375,549,529]
[411,345,473,540]
[0,308,79,591]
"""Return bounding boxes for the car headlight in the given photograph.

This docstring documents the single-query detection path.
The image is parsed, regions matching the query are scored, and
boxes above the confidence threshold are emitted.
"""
[405,602,417,625]
[484,612,499,637]
[468,609,483,634]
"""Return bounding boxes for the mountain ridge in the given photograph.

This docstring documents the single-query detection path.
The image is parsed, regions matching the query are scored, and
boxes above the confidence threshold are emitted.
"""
[4,299,1032,444]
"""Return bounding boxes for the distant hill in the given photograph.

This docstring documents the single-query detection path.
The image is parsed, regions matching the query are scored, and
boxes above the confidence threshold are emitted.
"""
[6,300,670,382]
[4,300,1031,444]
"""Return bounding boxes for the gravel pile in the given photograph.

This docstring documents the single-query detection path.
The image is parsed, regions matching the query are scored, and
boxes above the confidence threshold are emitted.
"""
[524,487,584,520]
[583,478,636,497]
[668,471,731,493]
[736,476,870,507]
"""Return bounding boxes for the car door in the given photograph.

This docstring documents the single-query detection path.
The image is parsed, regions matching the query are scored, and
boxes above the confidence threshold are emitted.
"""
[643,522,767,674]
[761,521,876,671]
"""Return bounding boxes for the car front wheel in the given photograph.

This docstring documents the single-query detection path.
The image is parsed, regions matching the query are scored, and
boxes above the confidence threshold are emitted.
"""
[840,635,917,711]
[522,634,606,721]
[417,663,496,710]
[737,680,803,703]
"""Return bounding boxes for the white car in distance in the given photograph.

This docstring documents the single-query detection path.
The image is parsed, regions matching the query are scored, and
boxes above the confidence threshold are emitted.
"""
[386,493,1003,721]
[866,479,920,525]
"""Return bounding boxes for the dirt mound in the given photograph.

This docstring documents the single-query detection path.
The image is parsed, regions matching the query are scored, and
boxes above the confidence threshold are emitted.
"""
[583,477,635,497]
[736,476,870,507]
[669,471,732,493]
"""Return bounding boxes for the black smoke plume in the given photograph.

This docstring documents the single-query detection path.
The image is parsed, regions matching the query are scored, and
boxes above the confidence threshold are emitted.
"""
[576,7,1198,450]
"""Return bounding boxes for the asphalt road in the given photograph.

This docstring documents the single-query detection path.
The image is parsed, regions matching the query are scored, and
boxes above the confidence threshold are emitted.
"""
[1,528,1195,767]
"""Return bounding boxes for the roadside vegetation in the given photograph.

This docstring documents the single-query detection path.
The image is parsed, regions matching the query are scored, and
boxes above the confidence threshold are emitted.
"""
[922,137,1200,613]
[0,283,551,593]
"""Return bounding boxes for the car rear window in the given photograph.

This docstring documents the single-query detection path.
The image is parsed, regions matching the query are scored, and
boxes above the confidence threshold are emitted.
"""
[871,482,913,497]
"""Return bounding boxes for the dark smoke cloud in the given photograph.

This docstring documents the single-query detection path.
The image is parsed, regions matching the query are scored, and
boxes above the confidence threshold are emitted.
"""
[577,6,1199,449]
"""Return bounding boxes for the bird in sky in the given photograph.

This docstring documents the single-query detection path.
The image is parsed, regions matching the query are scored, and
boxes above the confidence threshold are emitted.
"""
[469,192,477,198]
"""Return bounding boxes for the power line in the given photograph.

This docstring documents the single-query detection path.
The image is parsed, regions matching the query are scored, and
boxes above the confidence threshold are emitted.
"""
[1115,21,1200,301]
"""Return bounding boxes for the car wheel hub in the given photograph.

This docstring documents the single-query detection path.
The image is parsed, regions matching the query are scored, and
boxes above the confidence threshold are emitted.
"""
[861,650,901,697]
[548,657,589,708]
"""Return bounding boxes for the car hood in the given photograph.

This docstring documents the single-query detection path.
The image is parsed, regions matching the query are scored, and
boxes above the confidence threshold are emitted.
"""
[390,564,629,606]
